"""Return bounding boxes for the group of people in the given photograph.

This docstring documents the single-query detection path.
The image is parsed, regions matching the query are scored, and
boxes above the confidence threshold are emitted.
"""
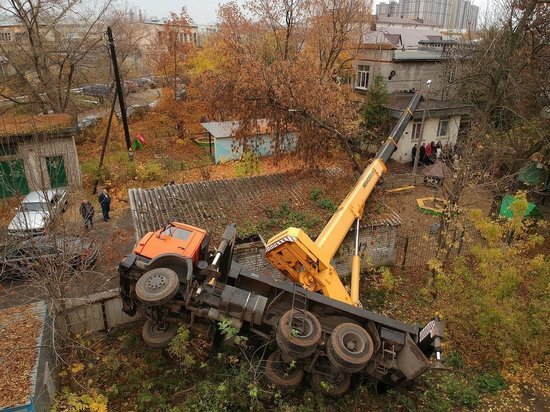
[79,189,112,230]
[411,141,443,166]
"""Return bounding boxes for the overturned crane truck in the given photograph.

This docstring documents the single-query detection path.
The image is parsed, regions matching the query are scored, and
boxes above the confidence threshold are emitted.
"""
[119,91,444,395]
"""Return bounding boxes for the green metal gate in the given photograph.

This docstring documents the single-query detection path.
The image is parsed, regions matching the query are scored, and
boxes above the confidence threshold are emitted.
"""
[0,159,30,198]
[46,156,68,188]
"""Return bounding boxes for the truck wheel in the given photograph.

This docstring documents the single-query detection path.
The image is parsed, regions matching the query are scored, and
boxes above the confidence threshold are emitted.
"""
[135,268,179,306]
[327,323,373,373]
[311,371,351,397]
[141,319,177,348]
[265,350,304,390]
[276,309,321,359]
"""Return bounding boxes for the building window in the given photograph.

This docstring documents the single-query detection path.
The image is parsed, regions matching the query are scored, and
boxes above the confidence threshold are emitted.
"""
[437,119,449,137]
[411,122,422,141]
[0,32,12,42]
[355,65,370,90]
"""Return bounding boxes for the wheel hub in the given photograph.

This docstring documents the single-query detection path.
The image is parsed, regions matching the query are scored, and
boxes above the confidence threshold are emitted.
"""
[145,273,168,292]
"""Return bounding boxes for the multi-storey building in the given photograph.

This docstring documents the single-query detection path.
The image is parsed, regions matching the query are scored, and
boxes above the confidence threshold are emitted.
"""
[376,0,479,31]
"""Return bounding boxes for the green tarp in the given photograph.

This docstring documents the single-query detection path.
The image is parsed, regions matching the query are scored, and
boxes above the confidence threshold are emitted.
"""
[499,195,542,219]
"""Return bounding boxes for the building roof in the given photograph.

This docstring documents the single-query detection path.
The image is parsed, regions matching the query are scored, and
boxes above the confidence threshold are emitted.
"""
[387,93,471,119]
[0,114,77,138]
[201,120,239,139]
[363,28,449,49]
[0,301,47,410]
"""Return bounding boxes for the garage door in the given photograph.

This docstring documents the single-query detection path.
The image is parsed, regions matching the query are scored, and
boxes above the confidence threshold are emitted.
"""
[0,159,30,198]
[46,156,68,188]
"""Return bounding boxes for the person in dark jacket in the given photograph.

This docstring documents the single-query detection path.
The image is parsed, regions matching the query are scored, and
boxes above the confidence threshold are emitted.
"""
[80,200,94,230]
[419,143,427,166]
[98,189,111,221]
[411,144,417,166]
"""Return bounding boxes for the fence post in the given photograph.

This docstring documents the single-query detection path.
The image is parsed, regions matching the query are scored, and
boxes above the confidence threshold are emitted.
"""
[401,236,409,269]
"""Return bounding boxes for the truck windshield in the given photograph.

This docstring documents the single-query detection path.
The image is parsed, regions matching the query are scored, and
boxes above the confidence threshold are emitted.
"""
[161,226,192,241]
[21,202,47,212]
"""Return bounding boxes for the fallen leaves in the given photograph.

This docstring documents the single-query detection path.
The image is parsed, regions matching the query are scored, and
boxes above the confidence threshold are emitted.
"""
[0,303,42,409]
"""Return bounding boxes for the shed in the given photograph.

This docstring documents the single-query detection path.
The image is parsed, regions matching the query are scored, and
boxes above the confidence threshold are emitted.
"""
[0,301,56,412]
[200,119,298,164]
[0,114,82,198]
[423,161,451,187]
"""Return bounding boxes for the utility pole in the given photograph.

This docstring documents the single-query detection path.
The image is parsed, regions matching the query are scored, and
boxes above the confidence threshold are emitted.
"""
[107,26,132,158]
[412,80,432,183]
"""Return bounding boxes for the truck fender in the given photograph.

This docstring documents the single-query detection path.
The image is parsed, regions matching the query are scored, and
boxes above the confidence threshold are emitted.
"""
[146,254,193,284]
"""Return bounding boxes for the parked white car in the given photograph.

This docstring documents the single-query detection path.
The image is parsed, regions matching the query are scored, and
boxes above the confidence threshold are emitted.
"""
[8,188,69,236]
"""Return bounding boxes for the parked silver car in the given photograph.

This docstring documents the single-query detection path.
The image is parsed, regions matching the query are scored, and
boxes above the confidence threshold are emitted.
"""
[8,188,69,236]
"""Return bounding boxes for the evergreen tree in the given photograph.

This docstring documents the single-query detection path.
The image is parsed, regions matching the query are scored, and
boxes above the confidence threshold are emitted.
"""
[361,74,389,133]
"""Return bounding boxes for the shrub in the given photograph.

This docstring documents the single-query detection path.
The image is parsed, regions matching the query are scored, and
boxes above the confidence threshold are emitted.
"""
[81,159,111,183]
[236,152,261,177]
[137,161,164,181]
[474,372,507,394]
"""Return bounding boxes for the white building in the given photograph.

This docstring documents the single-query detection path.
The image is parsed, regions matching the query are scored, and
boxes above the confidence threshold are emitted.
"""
[376,0,478,31]
[387,93,470,163]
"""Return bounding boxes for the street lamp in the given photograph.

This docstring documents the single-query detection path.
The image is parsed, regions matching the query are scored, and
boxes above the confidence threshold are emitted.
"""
[412,79,432,182]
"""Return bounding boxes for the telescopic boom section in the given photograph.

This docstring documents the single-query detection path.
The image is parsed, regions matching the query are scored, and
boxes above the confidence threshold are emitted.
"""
[265,91,422,305]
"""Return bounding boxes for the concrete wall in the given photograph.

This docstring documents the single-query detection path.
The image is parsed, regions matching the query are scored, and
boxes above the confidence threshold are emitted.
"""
[214,132,298,164]
[354,49,445,93]
[234,219,401,281]
[391,115,460,163]
[1,134,82,191]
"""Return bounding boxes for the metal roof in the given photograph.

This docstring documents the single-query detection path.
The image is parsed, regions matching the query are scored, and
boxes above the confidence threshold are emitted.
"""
[363,28,448,49]
[200,121,239,139]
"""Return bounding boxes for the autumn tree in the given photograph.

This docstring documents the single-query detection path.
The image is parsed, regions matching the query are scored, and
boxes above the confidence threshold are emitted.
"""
[0,0,117,113]
[152,8,194,97]
[448,0,549,149]
[193,0,372,171]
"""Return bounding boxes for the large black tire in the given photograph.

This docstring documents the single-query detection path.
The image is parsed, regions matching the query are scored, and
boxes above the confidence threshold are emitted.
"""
[141,319,178,348]
[265,350,304,390]
[276,309,321,359]
[311,371,351,397]
[327,323,374,373]
[135,268,179,306]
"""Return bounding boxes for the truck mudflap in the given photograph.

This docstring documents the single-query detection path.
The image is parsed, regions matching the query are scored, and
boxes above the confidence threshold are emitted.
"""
[397,334,430,381]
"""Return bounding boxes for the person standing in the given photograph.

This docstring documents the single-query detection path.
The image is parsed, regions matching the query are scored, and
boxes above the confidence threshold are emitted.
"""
[79,200,94,230]
[419,143,427,166]
[98,189,111,221]
[425,142,433,165]
[411,144,417,166]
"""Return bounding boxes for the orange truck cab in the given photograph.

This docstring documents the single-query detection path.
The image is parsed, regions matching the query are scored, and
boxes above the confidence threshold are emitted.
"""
[133,222,208,265]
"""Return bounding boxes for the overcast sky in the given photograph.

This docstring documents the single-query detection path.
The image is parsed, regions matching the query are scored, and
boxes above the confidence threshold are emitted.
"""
[128,0,489,25]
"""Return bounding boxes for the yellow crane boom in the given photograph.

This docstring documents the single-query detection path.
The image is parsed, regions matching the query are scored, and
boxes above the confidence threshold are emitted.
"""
[265,91,422,305]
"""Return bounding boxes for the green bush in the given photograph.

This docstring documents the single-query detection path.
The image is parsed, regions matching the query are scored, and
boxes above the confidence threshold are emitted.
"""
[309,187,337,212]
[236,152,261,177]
[137,161,164,181]
[474,372,507,394]
[81,159,111,183]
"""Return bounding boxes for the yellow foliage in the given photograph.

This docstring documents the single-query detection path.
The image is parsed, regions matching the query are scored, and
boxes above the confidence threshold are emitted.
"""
[70,363,85,375]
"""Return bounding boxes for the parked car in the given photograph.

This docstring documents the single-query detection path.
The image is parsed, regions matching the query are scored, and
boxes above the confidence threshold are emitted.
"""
[8,188,69,236]
[0,235,98,280]
[81,84,111,98]
[78,115,101,131]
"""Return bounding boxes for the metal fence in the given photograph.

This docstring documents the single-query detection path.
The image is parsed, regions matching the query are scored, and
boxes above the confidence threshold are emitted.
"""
[396,223,483,268]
